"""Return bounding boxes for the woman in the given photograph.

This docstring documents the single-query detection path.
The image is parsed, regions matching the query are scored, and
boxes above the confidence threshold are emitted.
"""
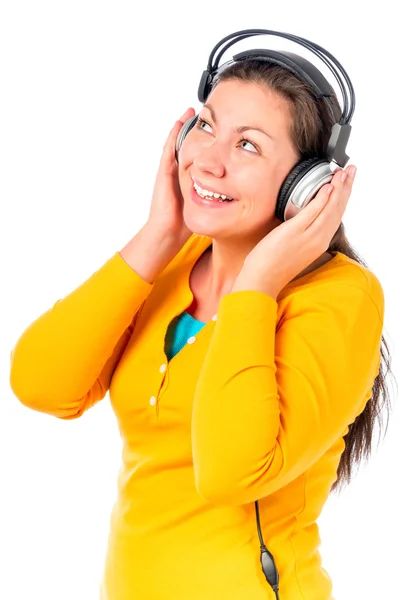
[10,42,393,600]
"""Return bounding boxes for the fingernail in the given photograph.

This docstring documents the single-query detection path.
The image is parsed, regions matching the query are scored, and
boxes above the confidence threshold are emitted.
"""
[179,108,191,120]
[348,166,357,179]
[340,171,348,183]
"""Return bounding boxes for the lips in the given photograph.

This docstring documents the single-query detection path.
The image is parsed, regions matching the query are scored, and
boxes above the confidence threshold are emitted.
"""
[190,180,238,208]
[191,177,235,201]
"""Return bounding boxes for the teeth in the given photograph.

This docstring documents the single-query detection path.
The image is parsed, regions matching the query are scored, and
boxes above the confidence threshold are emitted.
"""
[193,181,234,201]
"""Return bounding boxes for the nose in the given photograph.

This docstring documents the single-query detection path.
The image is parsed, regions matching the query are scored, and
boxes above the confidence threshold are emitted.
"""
[194,145,226,178]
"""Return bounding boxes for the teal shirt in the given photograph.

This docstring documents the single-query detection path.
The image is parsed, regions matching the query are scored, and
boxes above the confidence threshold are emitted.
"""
[164,312,206,361]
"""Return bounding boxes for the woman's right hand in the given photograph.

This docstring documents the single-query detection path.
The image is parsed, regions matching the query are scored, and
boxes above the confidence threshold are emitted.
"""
[146,107,196,248]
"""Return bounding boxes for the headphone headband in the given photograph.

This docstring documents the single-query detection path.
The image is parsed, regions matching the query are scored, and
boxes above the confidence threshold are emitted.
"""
[201,29,355,124]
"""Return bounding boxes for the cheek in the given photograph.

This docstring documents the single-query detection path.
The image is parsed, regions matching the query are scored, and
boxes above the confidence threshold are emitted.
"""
[254,167,287,203]
[178,130,200,161]
[243,182,281,220]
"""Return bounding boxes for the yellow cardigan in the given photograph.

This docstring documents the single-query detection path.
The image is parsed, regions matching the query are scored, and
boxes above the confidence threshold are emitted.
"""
[9,233,384,600]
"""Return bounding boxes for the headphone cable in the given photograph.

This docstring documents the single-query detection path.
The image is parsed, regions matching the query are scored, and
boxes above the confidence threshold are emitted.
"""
[256,500,281,599]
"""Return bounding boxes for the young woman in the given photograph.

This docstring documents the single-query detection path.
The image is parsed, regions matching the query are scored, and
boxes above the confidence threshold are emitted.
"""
[10,39,393,600]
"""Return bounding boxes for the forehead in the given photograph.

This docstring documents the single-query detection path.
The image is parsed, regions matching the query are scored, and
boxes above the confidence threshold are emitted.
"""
[205,80,294,143]
[208,79,291,119]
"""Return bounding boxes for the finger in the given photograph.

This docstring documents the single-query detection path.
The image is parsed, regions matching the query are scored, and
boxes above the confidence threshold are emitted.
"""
[322,165,356,216]
[171,109,197,166]
[309,164,356,215]
[305,165,356,232]
[178,107,195,123]
[163,108,195,150]
[287,183,332,231]
[161,111,194,168]
[331,164,357,187]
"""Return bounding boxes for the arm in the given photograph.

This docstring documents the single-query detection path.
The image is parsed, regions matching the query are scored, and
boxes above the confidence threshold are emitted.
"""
[9,225,187,420]
[42,305,143,420]
[191,280,384,505]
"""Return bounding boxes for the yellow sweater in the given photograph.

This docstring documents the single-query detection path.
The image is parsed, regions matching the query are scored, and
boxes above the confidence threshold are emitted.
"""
[9,234,384,600]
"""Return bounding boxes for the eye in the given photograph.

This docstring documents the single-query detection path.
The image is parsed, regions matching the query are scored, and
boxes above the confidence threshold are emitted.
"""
[237,137,259,153]
[195,117,260,154]
[195,117,213,133]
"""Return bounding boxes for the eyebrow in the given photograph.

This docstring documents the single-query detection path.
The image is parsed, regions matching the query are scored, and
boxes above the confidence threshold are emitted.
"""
[203,103,275,142]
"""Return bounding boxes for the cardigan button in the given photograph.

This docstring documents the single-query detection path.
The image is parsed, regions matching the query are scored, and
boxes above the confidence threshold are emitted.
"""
[187,336,196,344]
[159,364,167,373]
[149,396,156,406]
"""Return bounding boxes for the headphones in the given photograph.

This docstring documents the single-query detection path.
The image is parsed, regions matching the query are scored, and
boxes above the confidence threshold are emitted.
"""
[175,28,355,222]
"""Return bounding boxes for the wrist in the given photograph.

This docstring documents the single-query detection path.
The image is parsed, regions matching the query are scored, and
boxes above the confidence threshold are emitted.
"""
[143,222,191,254]
[231,267,280,301]
[119,225,183,284]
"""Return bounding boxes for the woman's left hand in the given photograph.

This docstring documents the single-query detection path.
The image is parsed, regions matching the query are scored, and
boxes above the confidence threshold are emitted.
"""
[231,164,357,300]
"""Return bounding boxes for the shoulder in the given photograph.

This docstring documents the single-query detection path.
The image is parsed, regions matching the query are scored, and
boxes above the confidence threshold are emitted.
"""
[277,252,384,324]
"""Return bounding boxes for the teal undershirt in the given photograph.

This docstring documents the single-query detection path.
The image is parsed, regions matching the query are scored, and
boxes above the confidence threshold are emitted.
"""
[164,312,206,362]
[164,243,212,362]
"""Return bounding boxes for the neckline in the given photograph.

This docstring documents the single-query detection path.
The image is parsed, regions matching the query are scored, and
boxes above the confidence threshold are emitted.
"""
[182,311,207,325]
[180,236,346,317]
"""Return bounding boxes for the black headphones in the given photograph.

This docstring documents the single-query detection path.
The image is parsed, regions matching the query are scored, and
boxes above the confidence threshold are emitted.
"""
[175,28,355,223]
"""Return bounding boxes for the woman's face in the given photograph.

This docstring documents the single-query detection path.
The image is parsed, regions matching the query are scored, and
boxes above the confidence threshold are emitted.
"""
[178,79,300,240]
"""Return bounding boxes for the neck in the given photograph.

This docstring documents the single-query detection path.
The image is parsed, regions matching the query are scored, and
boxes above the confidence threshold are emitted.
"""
[202,238,335,300]
[203,237,261,298]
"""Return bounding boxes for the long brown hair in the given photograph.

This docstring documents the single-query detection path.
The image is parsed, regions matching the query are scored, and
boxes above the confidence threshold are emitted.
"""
[212,59,396,494]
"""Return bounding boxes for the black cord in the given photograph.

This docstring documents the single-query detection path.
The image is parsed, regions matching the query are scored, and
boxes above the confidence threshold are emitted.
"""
[256,500,281,599]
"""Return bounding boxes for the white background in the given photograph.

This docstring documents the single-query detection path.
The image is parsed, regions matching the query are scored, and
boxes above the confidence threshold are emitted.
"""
[1,1,399,599]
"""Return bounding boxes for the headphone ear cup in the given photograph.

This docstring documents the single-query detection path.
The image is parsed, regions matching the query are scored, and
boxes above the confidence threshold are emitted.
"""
[276,157,332,221]
[198,70,213,103]
[175,115,199,162]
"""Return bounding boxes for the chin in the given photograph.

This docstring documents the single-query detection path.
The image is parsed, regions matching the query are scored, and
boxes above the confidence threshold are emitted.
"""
[182,206,222,233]
[182,218,218,239]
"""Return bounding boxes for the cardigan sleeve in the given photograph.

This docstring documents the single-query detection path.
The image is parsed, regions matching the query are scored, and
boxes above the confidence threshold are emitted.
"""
[191,279,384,505]
[9,252,153,420]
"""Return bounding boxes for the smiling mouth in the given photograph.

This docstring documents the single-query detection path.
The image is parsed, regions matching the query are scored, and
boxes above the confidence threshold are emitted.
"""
[192,181,237,203]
